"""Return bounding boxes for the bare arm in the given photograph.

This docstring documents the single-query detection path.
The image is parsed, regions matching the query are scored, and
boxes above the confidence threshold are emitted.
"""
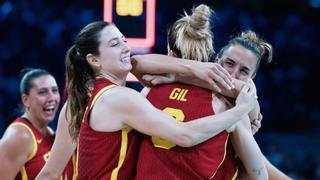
[131,54,234,93]
[0,125,34,179]
[231,117,268,180]
[91,85,256,147]
[36,102,76,180]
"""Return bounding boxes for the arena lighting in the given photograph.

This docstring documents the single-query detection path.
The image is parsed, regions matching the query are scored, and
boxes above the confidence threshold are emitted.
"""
[104,0,156,48]
[103,0,156,81]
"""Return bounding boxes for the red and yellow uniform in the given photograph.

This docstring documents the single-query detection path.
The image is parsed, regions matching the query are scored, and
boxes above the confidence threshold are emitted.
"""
[136,83,237,179]
[77,78,141,180]
[10,117,54,180]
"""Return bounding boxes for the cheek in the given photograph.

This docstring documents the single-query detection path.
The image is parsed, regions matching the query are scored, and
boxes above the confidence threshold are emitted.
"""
[240,76,250,82]
[223,66,232,74]
[55,94,61,102]
[31,96,45,106]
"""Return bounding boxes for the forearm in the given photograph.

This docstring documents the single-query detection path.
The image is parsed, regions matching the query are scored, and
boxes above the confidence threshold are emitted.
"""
[183,105,250,147]
[231,120,268,179]
[131,54,194,78]
[37,103,76,180]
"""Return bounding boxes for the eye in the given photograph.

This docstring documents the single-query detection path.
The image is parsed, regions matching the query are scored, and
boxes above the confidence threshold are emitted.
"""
[224,61,233,67]
[110,42,119,47]
[52,87,59,94]
[38,90,47,95]
[240,69,250,75]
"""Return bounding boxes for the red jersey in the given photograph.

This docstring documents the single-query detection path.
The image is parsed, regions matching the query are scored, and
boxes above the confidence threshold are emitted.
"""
[11,117,54,180]
[135,83,237,179]
[77,78,141,180]
[213,140,238,180]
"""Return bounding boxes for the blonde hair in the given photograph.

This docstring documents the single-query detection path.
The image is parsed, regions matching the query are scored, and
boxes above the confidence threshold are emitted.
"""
[217,30,274,74]
[167,4,214,62]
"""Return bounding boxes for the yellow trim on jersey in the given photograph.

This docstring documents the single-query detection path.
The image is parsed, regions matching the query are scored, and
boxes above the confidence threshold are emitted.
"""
[74,138,79,180]
[20,165,28,180]
[231,166,239,180]
[72,150,77,180]
[10,122,37,161]
[111,127,130,180]
[81,84,117,123]
[47,126,54,135]
[209,134,229,179]
[90,84,117,109]
[212,91,216,97]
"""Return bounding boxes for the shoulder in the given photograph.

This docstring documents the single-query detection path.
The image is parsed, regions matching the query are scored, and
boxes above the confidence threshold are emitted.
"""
[212,93,231,114]
[98,86,145,106]
[0,124,35,157]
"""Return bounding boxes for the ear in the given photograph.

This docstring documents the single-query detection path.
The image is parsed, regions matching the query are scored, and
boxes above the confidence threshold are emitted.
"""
[21,94,30,109]
[86,53,100,69]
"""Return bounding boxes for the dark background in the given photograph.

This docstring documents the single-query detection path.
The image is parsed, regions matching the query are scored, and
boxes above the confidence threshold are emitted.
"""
[0,0,319,179]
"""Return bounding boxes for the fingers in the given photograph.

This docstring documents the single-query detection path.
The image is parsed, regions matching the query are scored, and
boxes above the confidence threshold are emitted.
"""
[251,114,263,135]
[142,74,172,86]
[151,76,168,85]
[142,74,156,82]
[207,79,222,93]
[240,84,250,93]
[251,124,259,135]
[210,63,234,89]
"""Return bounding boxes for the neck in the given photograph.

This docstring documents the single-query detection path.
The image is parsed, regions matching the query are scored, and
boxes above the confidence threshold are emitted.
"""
[22,112,48,136]
[97,72,126,86]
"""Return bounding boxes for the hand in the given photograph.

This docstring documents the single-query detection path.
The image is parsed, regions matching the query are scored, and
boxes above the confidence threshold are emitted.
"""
[247,79,258,98]
[251,113,263,135]
[235,85,257,113]
[142,73,175,86]
[192,62,234,92]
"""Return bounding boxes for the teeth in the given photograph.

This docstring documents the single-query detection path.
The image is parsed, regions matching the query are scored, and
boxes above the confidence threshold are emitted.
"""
[122,57,130,62]
[44,105,55,112]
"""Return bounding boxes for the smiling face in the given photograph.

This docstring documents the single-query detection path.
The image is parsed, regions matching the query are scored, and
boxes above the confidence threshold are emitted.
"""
[218,44,258,82]
[94,25,131,80]
[22,75,60,125]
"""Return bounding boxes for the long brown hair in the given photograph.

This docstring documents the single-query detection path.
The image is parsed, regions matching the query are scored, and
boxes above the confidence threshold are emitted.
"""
[65,21,111,141]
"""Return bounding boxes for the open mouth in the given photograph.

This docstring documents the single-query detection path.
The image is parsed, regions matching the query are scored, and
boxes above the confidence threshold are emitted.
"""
[121,56,131,63]
[43,105,55,114]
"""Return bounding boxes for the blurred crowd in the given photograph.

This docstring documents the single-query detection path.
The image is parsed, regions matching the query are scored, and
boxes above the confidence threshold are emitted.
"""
[0,0,319,179]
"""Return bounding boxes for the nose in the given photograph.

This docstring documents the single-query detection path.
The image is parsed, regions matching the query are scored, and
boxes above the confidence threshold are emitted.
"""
[122,42,131,54]
[228,69,237,78]
[47,90,60,103]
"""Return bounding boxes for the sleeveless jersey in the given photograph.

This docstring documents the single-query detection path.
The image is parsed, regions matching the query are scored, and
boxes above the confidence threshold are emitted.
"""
[77,78,141,180]
[11,117,53,180]
[135,83,237,179]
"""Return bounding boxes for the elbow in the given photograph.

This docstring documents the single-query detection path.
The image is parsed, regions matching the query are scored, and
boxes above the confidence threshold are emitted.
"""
[173,129,197,147]
[175,136,194,147]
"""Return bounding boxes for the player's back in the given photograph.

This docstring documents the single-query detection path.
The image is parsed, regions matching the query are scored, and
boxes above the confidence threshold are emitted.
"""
[136,83,234,179]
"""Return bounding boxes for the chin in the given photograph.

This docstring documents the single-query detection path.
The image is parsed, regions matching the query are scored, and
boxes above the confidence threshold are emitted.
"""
[122,65,132,72]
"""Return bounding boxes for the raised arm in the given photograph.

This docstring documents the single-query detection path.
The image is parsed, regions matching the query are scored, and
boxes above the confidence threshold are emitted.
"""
[36,102,76,180]
[0,125,34,179]
[131,54,234,93]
